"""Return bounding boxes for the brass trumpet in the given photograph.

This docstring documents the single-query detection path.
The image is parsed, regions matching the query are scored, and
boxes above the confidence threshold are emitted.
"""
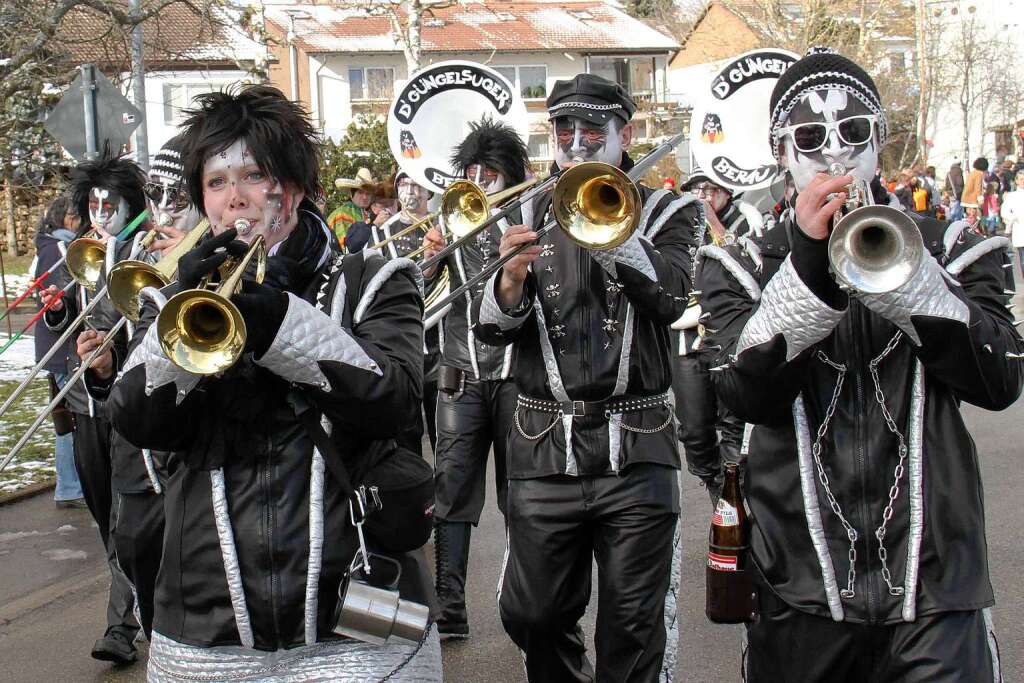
[156,235,267,375]
[826,163,924,294]
[65,232,108,291]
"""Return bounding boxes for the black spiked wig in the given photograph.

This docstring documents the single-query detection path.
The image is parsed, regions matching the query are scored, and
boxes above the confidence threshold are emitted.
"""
[68,152,147,233]
[451,117,531,186]
[179,85,322,214]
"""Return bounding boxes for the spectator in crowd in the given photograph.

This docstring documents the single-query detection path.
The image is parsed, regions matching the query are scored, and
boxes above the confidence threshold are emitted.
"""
[962,157,988,211]
[913,176,930,213]
[32,195,85,509]
[894,171,914,211]
[937,190,951,220]
[965,205,983,234]
[983,181,1001,235]
[1000,158,1017,195]
[662,177,677,192]
[327,167,384,247]
[945,160,965,221]
[1001,171,1024,277]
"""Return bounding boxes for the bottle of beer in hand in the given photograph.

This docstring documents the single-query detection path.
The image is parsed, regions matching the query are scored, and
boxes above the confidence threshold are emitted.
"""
[706,461,752,623]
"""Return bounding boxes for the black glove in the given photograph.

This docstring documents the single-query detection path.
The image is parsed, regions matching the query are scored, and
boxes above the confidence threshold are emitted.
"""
[232,280,289,358]
[177,228,248,290]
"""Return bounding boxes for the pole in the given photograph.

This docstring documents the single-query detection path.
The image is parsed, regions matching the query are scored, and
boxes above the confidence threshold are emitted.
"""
[129,0,149,170]
[0,247,11,337]
[80,64,99,161]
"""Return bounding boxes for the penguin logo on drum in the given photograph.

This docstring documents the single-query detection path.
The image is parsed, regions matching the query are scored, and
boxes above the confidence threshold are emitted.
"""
[400,130,422,159]
[701,113,725,144]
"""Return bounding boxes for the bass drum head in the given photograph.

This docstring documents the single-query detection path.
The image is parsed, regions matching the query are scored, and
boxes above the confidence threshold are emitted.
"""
[388,60,530,195]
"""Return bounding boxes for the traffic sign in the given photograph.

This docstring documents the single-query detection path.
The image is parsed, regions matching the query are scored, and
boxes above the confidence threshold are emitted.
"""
[44,65,142,161]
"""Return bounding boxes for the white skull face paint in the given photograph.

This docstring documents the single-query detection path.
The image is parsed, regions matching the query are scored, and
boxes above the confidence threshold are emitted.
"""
[88,187,129,237]
[780,90,879,193]
[397,177,428,215]
[202,139,303,250]
[467,164,507,193]
[146,176,196,230]
[553,117,624,169]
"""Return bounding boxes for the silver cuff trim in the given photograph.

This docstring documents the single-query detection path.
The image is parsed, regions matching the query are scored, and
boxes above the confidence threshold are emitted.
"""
[142,449,163,494]
[984,608,1002,683]
[531,302,577,475]
[121,324,201,404]
[591,232,657,282]
[943,219,970,256]
[637,189,671,236]
[304,449,326,645]
[147,629,442,682]
[901,360,926,622]
[607,413,623,473]
[858,255,970,346]
[354,257,423,325]
[737,257,844,361]
[210,468,255,649]
[946,236,1011,277]
[698,245,762,301]
[479,269,529,331]
[645,194,699,240]
[256,293,381,391]
[793,395,845,622]
[613,304,636,395]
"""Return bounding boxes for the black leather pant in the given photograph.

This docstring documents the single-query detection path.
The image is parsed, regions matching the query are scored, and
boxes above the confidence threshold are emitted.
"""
[745,588,1001,682]
[433,378,517,523]
[111,490,165,639]
[671,349,745,483]
[73,414,139,641]
[499,465,680,682]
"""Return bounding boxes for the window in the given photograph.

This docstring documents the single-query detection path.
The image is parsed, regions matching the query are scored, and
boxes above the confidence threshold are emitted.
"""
[527,133,550,160]
[588,57,655,98]
[348,67,395,101]
[163,82,218,125]
[493,65,549,100]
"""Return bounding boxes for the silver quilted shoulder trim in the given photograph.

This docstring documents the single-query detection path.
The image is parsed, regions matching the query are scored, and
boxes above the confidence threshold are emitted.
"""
[901,361,926,622]
[637,188,672,236]
[793,395,845,622]
[946,236,1011,277]
[120,324,201,405]
[645,194,699,240]
[697,245,761,301]
[736,256,844,361]
[858,255,969,346]
[354,257,423,325]
[943,219,970,257]
[256,293,382,392]
[532,301,578,476]
[304,450,326,645]
[736,201,765,239]
[479,269,529,331]
[591,232,657,282]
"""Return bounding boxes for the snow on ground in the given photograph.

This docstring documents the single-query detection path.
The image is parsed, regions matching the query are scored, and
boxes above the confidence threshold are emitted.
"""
[0,336,36,381]
[1,272,34,298]
[0,336,56,494]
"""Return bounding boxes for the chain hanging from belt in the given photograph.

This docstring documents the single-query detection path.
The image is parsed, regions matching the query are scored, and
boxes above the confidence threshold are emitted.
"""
[515,395,673,440]
[810,331,908,601]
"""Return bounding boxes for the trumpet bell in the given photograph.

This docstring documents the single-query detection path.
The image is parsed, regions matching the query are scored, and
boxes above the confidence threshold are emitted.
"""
[66,238,107,291]
[108,261,171,322]
[157,290,247,375]
[828,205,924,294]
[552,162,641,250]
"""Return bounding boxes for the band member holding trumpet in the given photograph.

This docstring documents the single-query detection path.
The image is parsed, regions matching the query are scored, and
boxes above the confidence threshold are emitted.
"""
[699,48,1024,680]
[41,153,148,665]
[95,86,438,681]
[472,74,701,682]
[419,118,531,640]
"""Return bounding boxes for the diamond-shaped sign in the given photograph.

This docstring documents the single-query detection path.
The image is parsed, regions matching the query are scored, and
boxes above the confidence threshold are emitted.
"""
[44,66,142,161]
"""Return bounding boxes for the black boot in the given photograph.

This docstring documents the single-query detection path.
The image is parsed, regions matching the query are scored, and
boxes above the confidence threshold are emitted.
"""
[434,521,471,640]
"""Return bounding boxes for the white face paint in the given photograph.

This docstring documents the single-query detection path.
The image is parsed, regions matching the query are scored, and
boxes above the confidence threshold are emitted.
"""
[780,90,879,193]
[147,176,195,230]
[397,178,428,216]
[201,139,302,250]
[467,164,507,193]
[553,117,625,169]
[88,187,129,237]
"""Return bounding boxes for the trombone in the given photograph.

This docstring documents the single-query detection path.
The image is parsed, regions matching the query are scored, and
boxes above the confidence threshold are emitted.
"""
[421,133,685,320]
[156,234,267,375]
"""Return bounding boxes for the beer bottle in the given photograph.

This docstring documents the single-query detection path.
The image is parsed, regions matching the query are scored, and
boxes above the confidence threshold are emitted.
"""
[706,461,752,623]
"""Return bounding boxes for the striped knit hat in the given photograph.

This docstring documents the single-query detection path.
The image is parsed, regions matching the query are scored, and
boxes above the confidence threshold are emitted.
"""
[768,47,887,161]
[150,133,186,186]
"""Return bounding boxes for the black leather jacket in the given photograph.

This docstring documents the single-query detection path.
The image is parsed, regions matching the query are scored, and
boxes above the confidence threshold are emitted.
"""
[472,157,702,479]
[699,212,1024,624]
[105,220,424,650]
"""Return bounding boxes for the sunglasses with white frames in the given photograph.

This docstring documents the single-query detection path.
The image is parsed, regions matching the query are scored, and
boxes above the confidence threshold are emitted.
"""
[776,115,878,154]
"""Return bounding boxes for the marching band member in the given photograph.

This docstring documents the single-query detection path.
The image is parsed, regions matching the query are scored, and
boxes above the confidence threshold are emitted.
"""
[699,48,1024,681]
[472,74,701,682]
[96,85,438,681]
[419,118,531,639]
[40,154,147,664]
[371,172,442,456]
[145,133,203,255]
[672,167,753,501]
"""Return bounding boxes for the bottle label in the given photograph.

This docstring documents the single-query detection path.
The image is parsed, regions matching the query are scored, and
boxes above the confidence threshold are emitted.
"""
[707,551,738,572]
[713,499,740,526]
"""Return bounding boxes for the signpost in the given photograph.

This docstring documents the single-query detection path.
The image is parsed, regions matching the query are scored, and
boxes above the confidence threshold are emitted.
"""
[43,64,142,161]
